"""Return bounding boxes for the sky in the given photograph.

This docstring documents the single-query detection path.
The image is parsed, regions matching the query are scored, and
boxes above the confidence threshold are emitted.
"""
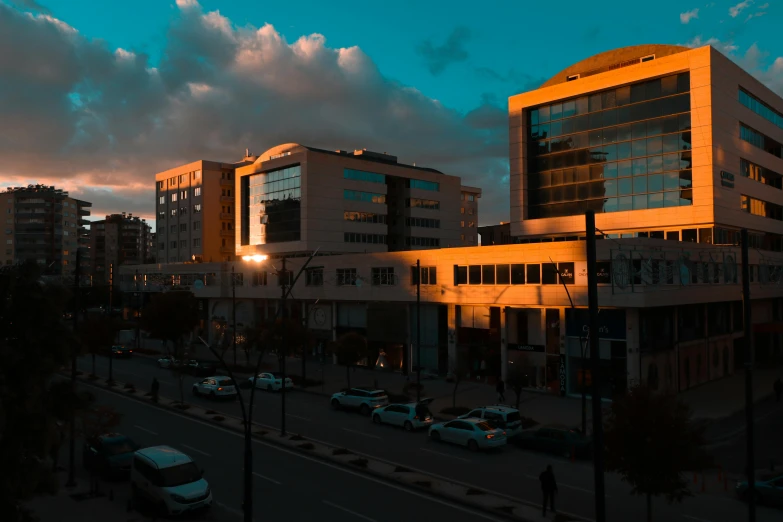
[1,0,781,228]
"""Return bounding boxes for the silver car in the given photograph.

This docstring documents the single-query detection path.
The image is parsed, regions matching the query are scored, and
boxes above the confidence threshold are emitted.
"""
[330,388,388,416]
[372,398,434,431]
[192,376,238,400]
[429,418,507,451]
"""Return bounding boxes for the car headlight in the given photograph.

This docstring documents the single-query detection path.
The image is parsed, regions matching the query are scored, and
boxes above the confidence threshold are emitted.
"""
[170,494,187,503]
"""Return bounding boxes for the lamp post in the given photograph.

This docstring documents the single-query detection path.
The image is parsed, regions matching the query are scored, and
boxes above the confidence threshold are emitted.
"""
[66,249,81,488]
[415,259,421,402]
[741,228,755,522]
[280,257,288,437]
[108,262,114,384]
[232,264,237,368]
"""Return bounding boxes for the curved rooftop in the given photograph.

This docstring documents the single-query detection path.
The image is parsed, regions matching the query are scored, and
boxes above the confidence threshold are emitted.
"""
[540,44,690,89]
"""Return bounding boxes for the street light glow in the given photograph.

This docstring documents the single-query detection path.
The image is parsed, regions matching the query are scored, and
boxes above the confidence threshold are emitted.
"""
[242,255,268,262]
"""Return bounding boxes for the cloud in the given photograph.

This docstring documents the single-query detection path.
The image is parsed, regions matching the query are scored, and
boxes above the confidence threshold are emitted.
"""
[0,1,509,226]
[680,8,700,24]
[416,26,471,76]
[729,0,753,18]
[684,35,738,54]
[745,10,766,21]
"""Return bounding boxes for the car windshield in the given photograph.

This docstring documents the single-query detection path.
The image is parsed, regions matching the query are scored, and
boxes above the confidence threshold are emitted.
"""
[475,421,495,431]
[103,438,139,456]
[219,379,235,386]
[159,462,201,487]
[506,412,521,422]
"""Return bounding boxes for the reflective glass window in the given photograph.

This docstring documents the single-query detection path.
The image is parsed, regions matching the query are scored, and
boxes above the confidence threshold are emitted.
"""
[647,155,663,174]
[539,105,550,123]
[634,195,648,210]
[633,176,647,194]
[632,159,648,176]
[648,174,663,192]
[551,103,562,121]
[575,97,589,115]
[616,86,630,106]
[563,100,576,118]
[619,196,633,211]
[618,178,632,196]
[648,193,664,208]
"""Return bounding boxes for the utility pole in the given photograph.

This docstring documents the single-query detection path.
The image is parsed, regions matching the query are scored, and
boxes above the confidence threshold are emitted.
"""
[741,228,755,522]
[302,300,308,389]
[66,249,81,488]
[585,210,606,522]
[232,264,237,367]
[416,259,421,402]
[108,263,114,384]
[135,269,140,351]
[280,257,287,437]
[580,333,588,435]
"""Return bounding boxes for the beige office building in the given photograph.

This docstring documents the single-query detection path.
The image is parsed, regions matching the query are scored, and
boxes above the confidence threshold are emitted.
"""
[509,44,783,250]
[235,143,481,258]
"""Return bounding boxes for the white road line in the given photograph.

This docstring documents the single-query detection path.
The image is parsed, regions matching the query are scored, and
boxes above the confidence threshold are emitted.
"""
[683,515,714,522]
[252,472,281,485]
[419,447,472,463]
[322,500,378,522]
[134,424,158,435]
[342,428,381,440]
[181,444,212,457]
[285,413,311,421]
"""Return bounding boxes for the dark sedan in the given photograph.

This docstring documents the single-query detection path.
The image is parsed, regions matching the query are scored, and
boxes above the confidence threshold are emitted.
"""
[516,425,592,459]
[83,433,139,479]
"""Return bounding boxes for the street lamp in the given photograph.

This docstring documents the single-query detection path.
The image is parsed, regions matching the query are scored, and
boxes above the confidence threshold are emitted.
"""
[412,260,421,402]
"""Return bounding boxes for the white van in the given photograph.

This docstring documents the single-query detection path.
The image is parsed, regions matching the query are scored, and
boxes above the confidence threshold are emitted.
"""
[131,446,212,515]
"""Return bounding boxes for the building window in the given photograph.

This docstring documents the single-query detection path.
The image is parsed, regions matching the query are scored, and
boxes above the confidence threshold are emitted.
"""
[344,211,387,224]
[344,168,385,183]
[193,238,201,247]
[180,223,187,232]
[193,221,201,230]
[159,242,165,251]
[179,174,186,184]
[740,158,782,189]
[405,237,440,247]
[193,170,201,180]
[305,267,323,287]
[170,225,176,233]
[179,240,187,248]
[460,221,465,228]
[406,198,440,210]
[194,204,202,213]
[741,195,783,220]
[468,221,475,227]
[467,208,474,215]
[171,193,177,202]
[407,179,439,191]
[527,264,541,284]
[169,177,176,186]
[740,123,783,159]
[170,241,177,248]
[170,209,177,216]
[337,268,357,286]
[277,270,293,286]
[405,217,440,228]
[193,186,201,196]
[460,208,465,214]
[344,232,388,244]
[251,271,267,286]
[158,211,165,219]
[244,165,301,245]
[739,88,783,131]
[467,194,475,202]
[180,207,188,215]
[343,189,386,204]
[180,190,188,199]
[159,196,165,205]
[372,267,395,286]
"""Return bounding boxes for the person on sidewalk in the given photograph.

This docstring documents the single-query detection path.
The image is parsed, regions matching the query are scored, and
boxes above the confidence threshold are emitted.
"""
[496,378,506,403]
[151,377,160,403]
[775,377,782,403]
[539,464,558,517]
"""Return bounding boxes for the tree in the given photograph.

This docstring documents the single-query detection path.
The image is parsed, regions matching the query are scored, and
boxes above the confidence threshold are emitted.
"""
[142,291,199,404]
[336,332,368,390]
[506,364,529,410]
[448,352,470,408]
[0,262,78,521]
[259,317,307,371]
[79,316,121,377]
[604,385,711,522]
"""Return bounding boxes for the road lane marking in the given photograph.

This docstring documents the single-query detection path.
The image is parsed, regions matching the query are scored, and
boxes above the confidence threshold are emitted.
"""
[342,428,381,440]
[181,444,211,457]
[134,425,158,435]
[420,448,472,463]
[74,380,573,522]
[285,413,311,421]
[322,500,378,522]
[252,472,281,485]
[683,516,714,522]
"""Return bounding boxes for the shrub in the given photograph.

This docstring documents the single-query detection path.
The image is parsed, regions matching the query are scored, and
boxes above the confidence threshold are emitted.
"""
[332,448,352,456]
[349,458,368,468]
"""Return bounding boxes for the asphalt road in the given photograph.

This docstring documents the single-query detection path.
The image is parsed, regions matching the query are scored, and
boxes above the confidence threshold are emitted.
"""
[79,354,783,522]
[80,380,509,522]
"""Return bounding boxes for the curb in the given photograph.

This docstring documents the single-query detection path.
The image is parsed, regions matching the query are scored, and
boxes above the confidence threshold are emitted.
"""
[65,372,587,522]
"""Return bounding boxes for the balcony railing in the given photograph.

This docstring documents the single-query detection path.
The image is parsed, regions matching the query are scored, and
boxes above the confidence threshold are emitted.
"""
[220,196,234,202]
[220,213,232,220]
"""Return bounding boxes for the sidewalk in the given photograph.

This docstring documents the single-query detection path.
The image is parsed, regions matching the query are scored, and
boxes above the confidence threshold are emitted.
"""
[679,366,780,421]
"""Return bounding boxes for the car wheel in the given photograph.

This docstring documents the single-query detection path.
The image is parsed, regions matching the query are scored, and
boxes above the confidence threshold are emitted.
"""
[404,421,414,432]
[373,414,382,425]
[359,404,371,416]
[331,398,341,410]
[468,439,479,452]
[430,430,441,442]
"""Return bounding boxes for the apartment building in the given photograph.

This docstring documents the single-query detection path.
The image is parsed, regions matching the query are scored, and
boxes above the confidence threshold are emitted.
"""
[509,44,783,250]
[155,156,254,263]
[478,222,513,246]
[235,143,481,258]
[89,213,152,282]
[1,185,91,274]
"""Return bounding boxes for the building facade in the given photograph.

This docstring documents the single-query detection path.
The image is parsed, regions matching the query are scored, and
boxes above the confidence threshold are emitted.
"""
[89,213,153,282]
[235,144,481,258]
[1,185,91,274]
[509,44,783,250]
[478,222,513,246]
[155,156,254,264]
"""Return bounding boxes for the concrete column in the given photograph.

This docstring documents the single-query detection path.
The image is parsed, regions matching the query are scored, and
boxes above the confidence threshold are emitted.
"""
[405,303,412,375]
[331,301,338,364]
[500,307,508,382]
[447,304,457,372]
[626,308,641,388]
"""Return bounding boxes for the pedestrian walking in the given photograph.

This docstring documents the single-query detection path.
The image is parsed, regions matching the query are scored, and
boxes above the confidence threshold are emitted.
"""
[151,377,160,403]
[775,377,782,403]
[496,378,506,403]
[539,464,558,517]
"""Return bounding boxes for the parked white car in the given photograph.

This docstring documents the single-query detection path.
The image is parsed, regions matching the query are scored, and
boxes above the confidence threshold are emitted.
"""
[428,418,507,451]
[248,372,293,392]
[458,405,524,439]
[131,446,212,516]
[192,376,238,400]
[330,388,388,416]
[157,356,179,369]
[372,398,434,431]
